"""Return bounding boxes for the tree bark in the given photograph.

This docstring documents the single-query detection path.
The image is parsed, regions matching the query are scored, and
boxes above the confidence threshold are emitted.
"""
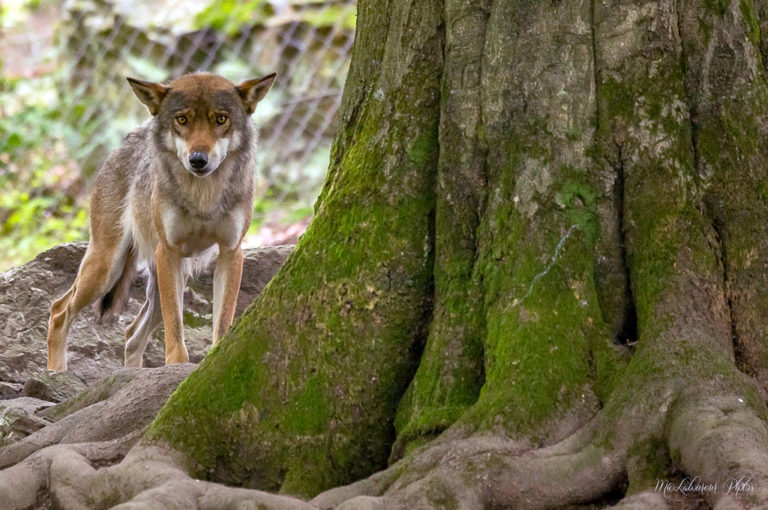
[4,0,768,508]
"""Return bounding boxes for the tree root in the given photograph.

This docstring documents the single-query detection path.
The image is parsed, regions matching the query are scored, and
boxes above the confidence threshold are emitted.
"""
[313,428,626,510]
[62,441,316,510]
[312,364,768,509]
[5,363,766,510]
[111,478,317,510]
[606,491,669,510]
[0,436,318,510]
[668,392,768,507]
[0,363,321,510]
[0,431,139,510]
[0,364,194,469]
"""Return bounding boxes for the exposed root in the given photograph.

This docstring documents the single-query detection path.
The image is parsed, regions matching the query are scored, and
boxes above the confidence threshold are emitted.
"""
[311,355,768,509]
[38,368,144,422]
[606,491,669,510]
[83,443,316,510]
[1,436,319,510]
[0,364,193,469]
[111,479,317,510]
[50,446,99,508]
[313,428,626,510]
[668,392,768,507]
[0,432,139,510]
[311,466,401,509]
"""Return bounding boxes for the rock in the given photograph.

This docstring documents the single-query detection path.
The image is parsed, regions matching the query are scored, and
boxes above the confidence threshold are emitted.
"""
[0,382,24,400]
[0,397,53,446]
[22,371,88,403]
[0,242,292,388]
[37,368,143,423]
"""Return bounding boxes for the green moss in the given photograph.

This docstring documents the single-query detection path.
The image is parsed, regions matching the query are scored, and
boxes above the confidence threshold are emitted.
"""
[626,215,681,330]
[594,330,768,473]
[740,0,761,46]
[626,437,671,494]
[555,178,600,244]
[703,0,730,16]
[597,75,637,126]
[394,405,466,453]
[183,310,212,329]
[422,72,625,435]
[391,270,485,455]
[406,126,439,167]
[457,199,607,437]
[396,434,434,459]
[588,4,768,495]
[594,21,703,340]
[566,126,582,141]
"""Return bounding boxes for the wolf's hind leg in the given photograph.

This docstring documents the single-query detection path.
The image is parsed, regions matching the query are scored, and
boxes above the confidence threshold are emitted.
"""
[47,241,128,371]
[124,270,162,367]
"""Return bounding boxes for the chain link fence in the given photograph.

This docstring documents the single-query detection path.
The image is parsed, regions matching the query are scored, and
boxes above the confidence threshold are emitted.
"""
[0,0,356,270]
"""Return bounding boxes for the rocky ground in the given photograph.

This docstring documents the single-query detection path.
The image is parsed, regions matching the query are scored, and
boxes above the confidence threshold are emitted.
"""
[0,242,292,450]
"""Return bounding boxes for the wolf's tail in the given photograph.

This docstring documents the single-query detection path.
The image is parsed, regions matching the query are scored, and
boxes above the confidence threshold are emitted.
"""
[93,246,138,323]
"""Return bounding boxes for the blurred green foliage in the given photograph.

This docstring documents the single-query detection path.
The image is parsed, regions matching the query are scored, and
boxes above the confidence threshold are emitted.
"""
[0,74,92,272]
[195,0,356,34]
[195,0,272,34]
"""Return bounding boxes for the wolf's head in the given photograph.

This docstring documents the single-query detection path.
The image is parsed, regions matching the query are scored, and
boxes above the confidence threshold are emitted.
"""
[127,72,276,177]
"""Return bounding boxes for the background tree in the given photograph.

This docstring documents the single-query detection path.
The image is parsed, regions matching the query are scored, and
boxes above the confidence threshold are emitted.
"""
[4,0,768,508]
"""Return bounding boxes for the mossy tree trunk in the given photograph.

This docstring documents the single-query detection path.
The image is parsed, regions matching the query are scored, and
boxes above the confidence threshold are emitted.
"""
[147,0,768,506]
[9,0,768,508]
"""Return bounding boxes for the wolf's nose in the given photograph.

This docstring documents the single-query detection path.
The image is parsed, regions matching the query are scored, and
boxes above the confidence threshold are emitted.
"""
[189,152,208,169]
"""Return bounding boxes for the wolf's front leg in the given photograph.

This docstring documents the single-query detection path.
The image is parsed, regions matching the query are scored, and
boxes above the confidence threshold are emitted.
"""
[155,243,189,364]
[212,246,244,344]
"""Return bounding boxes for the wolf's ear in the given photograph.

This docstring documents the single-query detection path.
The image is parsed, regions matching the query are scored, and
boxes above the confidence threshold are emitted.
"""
[236,73,277,114]
[127,77,170,116]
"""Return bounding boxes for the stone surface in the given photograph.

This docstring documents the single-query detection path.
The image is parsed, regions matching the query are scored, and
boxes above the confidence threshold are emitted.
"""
[0,382,23,400]
[0,242,293,390]
[0,397,53,446]
[22,371,88,403]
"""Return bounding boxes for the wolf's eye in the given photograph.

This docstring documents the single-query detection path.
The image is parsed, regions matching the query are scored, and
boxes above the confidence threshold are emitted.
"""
[216,115,228,125]
[175,116,188,125]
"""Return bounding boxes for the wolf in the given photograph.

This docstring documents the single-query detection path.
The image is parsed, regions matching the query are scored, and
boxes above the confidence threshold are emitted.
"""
[46,71,276,371]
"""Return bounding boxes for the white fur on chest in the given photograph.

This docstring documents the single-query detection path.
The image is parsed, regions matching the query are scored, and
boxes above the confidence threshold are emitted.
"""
[162,205,247,256]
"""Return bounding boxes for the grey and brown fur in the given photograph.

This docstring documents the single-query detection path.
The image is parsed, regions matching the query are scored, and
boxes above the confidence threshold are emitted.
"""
[47,72,276,371]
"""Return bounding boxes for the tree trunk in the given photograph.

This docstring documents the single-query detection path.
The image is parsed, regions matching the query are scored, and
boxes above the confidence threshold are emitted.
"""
[5,0,768,508]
